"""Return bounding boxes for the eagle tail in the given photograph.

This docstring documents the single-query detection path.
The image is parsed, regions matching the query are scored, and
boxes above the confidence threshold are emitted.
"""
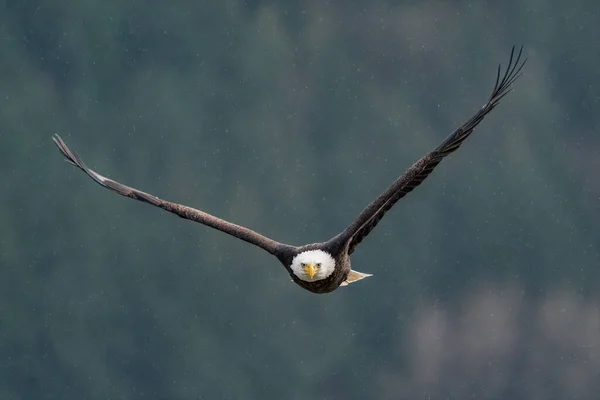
[340,270,373,287]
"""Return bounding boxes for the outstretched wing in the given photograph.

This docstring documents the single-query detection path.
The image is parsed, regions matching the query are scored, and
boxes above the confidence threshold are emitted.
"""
[341,46,526,255]
[53,135,283,255]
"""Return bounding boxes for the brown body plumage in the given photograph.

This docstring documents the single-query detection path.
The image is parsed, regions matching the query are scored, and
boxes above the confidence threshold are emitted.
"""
[53,47,526,294]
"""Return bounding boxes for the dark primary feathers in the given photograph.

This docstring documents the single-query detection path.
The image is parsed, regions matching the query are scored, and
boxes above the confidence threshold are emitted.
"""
[52,135,283,255]
[341,46,526,254]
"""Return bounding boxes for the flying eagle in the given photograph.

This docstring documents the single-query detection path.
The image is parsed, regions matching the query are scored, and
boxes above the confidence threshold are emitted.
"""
[53,46,525,294]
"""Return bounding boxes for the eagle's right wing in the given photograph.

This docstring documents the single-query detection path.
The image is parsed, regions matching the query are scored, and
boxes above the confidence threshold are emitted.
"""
[53,135,283,255]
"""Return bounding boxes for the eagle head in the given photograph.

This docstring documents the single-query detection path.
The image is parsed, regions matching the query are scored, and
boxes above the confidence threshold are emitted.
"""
[290,250,336,282]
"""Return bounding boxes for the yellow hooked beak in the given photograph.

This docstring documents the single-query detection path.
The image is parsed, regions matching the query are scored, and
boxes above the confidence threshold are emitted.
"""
[304,263,317,280]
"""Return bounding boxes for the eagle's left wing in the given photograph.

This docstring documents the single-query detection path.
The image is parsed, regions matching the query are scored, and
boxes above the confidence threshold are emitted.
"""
[340,46,526,255]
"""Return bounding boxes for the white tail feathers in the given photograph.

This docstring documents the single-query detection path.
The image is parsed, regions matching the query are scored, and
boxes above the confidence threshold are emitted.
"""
[340,270,373,287]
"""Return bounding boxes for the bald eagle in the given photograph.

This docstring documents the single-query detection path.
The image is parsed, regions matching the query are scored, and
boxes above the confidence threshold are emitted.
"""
[53,46,525,294]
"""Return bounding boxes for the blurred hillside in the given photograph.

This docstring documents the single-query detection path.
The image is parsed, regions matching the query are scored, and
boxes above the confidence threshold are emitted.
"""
[1,1,599,399]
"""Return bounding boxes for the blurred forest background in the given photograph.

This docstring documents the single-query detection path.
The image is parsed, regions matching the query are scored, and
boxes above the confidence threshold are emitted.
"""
[1,0,599,399]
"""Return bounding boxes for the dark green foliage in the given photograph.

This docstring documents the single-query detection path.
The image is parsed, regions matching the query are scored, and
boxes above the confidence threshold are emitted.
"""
[1,1,599,399]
